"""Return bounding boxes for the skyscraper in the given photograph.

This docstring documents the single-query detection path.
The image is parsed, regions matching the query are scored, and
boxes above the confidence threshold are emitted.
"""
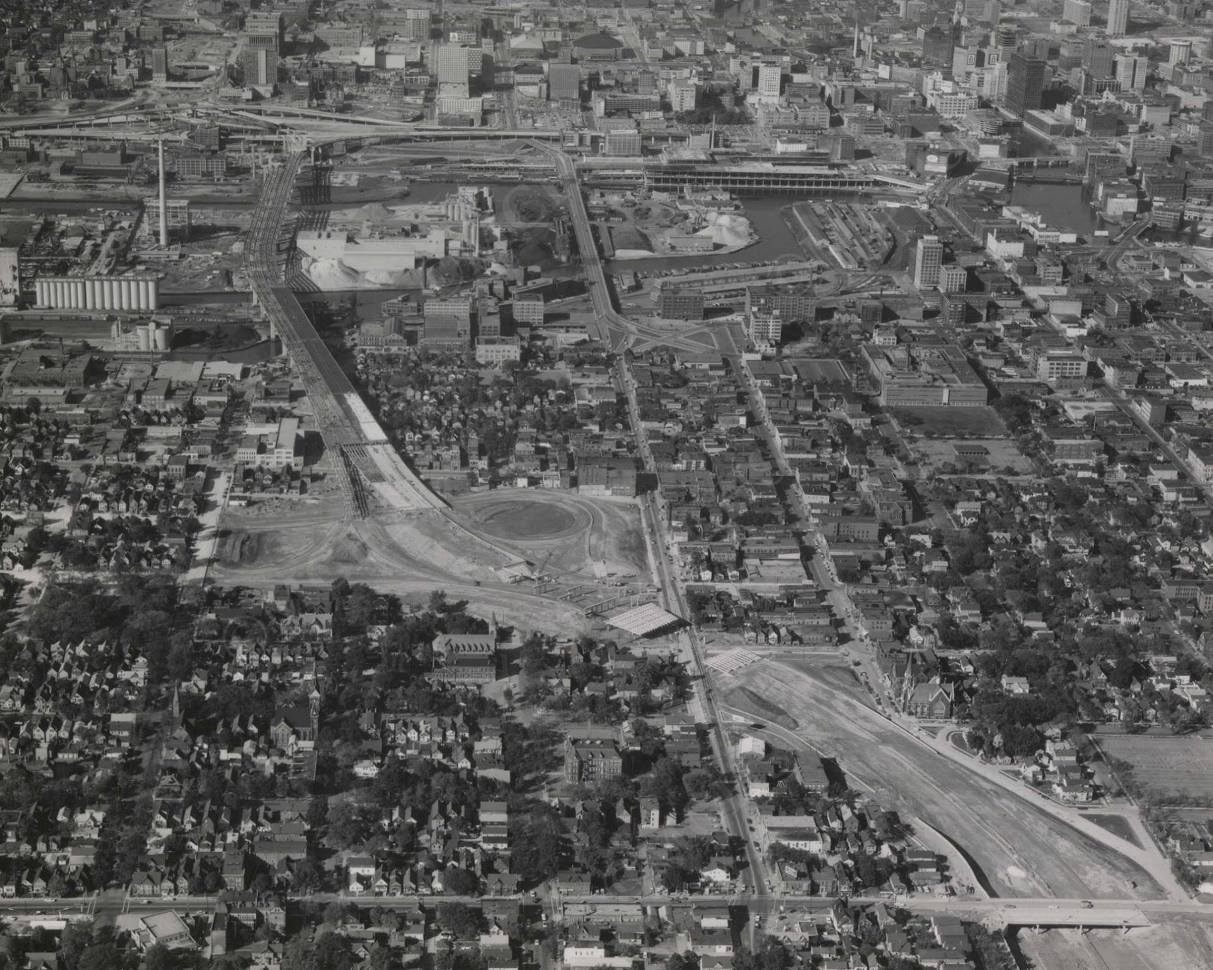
[402,7,432,41]
[435,44,472,95]
[1115,53,1148,89]
[756,63,782,99]
[913,236,944,289]
[240,47,279,88]
[1064,0,1092,24]
[1083,37,1114,77]
[244,11,284,53]
[1169,39,1192,65]
[548,63,581,102]
[1108,0,1129,36]
[1006,51,1046,116]
[151,46,168,82]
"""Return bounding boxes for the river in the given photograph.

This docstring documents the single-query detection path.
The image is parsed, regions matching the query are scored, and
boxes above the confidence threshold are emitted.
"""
[603,194,807,274]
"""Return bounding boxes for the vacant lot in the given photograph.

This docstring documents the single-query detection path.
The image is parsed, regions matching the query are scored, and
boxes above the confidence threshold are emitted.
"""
[453,490,649,581]
[1097,733,1213,802]
[211,507,598,635]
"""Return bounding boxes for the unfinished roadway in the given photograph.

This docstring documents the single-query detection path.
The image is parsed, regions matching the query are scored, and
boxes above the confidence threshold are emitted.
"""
[229,148,642,633]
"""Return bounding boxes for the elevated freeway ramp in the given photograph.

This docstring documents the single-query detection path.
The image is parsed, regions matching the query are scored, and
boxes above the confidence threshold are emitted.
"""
[247,157,446,515]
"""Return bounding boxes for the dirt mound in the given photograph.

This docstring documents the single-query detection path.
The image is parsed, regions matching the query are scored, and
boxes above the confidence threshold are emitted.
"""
[430,256,485,286]
[514,227,555,266]
[349,202,401,224]
[218,530,279,566]
[504,186,556,223]
[330,533,369,564]
[736,686,798,730]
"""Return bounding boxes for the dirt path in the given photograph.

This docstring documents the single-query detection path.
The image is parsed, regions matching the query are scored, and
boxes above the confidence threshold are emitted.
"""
[209,507,596,634]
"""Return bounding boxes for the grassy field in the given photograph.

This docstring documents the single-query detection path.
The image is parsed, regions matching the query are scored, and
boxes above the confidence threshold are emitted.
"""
[1085,813,1143,848]
[1097,734,1213,802]
[474,498,584,541]
[894,405,1009,437]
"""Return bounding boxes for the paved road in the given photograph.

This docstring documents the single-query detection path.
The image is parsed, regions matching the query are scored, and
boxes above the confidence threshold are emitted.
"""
[615,351,770,893]
[538,145,711,354]
[11,890,1209,930]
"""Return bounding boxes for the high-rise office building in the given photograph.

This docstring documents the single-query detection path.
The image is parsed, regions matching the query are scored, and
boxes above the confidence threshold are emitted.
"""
[151,45,168,81]
[1006,51,1046,116]
[1064,0,1093,24]
[402,8,432,41]
[1115,52,1148,89]
[244,11,284,53]
[981,61,1009,101]
[1108,0,1130,36]
[435,44,472,92]
[1169,39,1192,65]
[993,24,1018,58]
[240,47,279,87]
[756,62,782,98]
[1083,37,1114,77]
[958,0,1000,22]
[939,264,968,293]
[548,63,580,102]
[913,235,944,289]
[669,80,698,113]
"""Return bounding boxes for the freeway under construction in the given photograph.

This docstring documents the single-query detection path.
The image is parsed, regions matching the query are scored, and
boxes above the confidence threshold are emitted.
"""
[247,153,446,516]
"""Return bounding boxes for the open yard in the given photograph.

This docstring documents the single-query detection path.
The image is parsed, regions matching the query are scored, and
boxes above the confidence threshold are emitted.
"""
[910,436,1034,474]
[1096,733,1213,802]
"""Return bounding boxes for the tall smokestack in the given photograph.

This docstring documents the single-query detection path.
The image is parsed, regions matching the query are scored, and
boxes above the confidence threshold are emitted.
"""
[158,138,168,248]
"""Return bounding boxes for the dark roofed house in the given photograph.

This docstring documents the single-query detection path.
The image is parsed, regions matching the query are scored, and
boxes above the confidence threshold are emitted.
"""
[563,737,623,783]
[431,632,498,688]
